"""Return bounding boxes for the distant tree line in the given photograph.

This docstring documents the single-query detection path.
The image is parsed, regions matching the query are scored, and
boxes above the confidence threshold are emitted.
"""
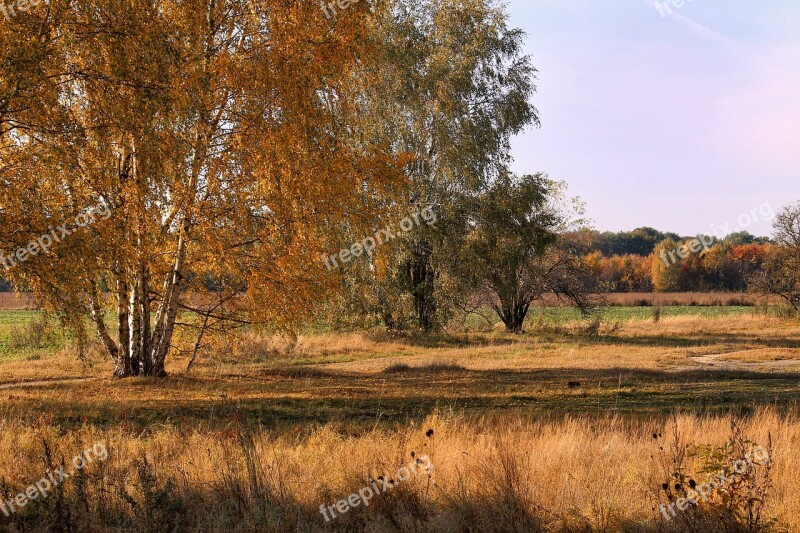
[579,227,770,257]
[576,228,777,293]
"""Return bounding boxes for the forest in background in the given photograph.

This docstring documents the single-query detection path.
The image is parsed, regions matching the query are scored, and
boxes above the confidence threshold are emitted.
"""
[574,227,773,292]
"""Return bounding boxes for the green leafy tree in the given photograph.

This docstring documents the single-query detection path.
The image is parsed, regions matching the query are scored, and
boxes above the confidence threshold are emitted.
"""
[596,227,681,256]
[337,0,539,332]
[465,174,594,333]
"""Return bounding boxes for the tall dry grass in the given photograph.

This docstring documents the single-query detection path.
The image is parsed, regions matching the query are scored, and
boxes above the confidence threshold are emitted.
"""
[0,409,795,532]
[598,293,775,307]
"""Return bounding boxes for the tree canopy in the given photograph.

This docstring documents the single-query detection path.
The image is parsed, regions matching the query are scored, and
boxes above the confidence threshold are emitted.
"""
[1,0,401,375]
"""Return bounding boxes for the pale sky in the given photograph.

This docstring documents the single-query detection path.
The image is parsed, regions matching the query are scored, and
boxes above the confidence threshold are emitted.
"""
[506,0,800,237]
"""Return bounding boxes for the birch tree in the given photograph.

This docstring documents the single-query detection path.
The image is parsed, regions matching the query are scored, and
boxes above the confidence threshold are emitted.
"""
[0,0,399,376]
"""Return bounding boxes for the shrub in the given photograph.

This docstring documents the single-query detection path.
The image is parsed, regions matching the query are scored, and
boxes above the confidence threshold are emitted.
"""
[652,306,662,323]
[655,420,776,532]
[9,314,63,351]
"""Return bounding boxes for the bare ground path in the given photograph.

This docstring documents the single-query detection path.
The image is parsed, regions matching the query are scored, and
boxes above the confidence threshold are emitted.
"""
[685,350,800,371]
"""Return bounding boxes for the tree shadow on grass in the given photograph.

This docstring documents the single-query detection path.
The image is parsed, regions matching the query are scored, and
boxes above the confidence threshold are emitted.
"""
[573,332,800,349]
[5,364,800,431]
[366,330,521,349]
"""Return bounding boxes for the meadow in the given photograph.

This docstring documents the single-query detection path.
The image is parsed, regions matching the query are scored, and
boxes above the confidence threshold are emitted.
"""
[0,300,798,531]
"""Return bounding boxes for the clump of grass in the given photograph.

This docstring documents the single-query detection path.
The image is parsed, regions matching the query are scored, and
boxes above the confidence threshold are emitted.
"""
[263,366,332,378]
[652,305,662,323]
[9,314,63,353]
[383,363,468,374]
[383,363,413,373]
[583,317,602,336]
[119,454,185,531]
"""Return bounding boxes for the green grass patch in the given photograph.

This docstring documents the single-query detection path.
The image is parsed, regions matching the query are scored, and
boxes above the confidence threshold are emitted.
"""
[526,305,758,324]
[0,310,65,360]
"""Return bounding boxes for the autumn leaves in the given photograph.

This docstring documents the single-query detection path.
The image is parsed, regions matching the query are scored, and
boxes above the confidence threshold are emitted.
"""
[1,199,111,271]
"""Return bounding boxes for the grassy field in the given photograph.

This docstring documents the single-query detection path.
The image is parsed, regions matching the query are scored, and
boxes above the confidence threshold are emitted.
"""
[0,307,799,531]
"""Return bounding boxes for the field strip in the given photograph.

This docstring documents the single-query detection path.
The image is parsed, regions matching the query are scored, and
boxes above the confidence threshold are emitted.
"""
[0,377,93,390]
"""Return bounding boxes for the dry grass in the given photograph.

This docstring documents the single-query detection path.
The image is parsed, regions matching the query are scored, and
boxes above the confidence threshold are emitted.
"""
[0,293,37,310]
[716,348,800,363]
[0,410,795,532]
[597,292,775,307]
[2,311,800,530]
